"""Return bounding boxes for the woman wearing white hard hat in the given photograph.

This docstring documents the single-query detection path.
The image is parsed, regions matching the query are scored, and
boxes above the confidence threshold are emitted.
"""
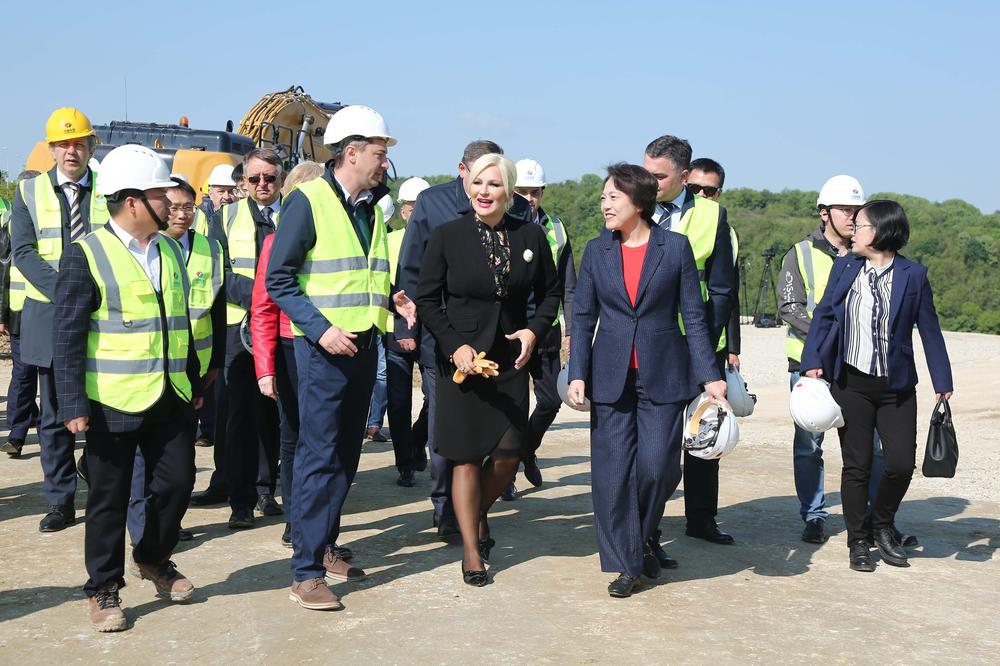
[801,200,953,573]
[567,163,726,598]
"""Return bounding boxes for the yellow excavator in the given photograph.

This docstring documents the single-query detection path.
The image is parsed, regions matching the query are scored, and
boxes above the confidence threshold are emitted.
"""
[24,86,345,199]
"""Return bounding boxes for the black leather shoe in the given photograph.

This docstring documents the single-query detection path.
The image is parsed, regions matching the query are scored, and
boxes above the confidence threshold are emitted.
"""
[228,508,255,529]
[436,513,460,542]
[874,527,909,567]
[462,561,488,587]
[646,538,679,569]
[801,518,827,544]
[190,488,228,506]
[396,469,416,487]
[413,450,428,472]
[177,527,194,542]
[500,481,518,501]
[849,542,876,572]
[39,506,75,533]
[256,494,283,516]
[686,521,735,545]
[891,524,919,548]
[281,523,292,548]
[523,456,543,488]
[0,437,24,456]
[642,544,661,579]
[608,573,641,598]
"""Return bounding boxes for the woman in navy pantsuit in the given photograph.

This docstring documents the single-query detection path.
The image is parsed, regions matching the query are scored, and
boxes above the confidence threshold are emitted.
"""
[568,164,726,597]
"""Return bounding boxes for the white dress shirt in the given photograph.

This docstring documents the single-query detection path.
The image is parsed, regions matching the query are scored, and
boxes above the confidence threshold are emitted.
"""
[108,219,161,290]
[55,168,91,204]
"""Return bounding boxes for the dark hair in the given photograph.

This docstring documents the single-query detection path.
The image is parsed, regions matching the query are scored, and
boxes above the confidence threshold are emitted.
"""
[170,177,197,200]
[689,157,725,187]
[330,134,372,167]
[243,147,283,173]
[106,188,144,216]
[605,163,658,223]
[852,200,909,252]
[644,135,692,171]
[17,169,40,182]
[231,162,244,183]
[462,140,503,167]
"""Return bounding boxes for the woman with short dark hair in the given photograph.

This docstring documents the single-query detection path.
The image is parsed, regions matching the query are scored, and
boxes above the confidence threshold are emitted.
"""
[801,200,953,572]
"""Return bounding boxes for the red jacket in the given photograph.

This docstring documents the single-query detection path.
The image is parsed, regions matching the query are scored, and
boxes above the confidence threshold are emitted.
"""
[252,234,293,379]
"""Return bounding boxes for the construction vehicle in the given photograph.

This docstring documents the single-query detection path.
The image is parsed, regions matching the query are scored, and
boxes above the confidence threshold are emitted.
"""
[23,86,345,200]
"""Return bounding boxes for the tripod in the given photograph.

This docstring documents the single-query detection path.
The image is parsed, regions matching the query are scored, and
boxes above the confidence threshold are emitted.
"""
[752,250,781,328]
[737,256,750,325]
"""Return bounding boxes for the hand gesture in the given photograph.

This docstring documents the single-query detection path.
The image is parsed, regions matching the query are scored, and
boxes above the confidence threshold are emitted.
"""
[393,290,418,329]
[505,328,537,369]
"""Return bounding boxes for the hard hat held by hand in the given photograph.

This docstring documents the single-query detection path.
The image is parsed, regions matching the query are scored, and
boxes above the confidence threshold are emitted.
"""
[46,107,95,144]
[725,366,757,417]
[515,159,546,188]
[789,376,845,433]
[683,393,740,460]
[817,175,866,208]
[324,105,397,147]
[97,145,176,196]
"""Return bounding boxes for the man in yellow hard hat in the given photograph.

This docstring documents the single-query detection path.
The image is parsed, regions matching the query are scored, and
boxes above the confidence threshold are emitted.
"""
[10,107,109,532]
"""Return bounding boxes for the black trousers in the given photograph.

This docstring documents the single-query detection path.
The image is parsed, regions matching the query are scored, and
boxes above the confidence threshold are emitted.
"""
[682,350,727,525]
[385,345,429,472]
[832,366,917,546]
[275,337,299,513]
[525,324,563,457]
[83,394,197,596]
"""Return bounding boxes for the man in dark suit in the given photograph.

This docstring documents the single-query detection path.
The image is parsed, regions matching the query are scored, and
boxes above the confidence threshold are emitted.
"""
[10,108,109,532]
[394,139,532,538]
[643,136,736,554]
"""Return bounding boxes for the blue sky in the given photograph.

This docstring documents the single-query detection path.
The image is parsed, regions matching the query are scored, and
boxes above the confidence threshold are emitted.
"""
[3,1,998,212]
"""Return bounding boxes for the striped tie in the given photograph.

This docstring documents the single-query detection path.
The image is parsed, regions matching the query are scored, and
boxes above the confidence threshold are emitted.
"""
[67,182,86,241]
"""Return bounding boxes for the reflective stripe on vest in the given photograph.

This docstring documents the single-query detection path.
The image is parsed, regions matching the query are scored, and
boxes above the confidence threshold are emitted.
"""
[785,239,834,362]
[185,231,223,373]
[17,171,110,303]
[292,178,390,336]
[544,214,567,326]
[673,197,727,352]
[221,199,278,325]
[78,228,192,412]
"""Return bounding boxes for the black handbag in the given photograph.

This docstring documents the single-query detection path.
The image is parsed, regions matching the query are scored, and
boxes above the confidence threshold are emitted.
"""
[922,398,958,478]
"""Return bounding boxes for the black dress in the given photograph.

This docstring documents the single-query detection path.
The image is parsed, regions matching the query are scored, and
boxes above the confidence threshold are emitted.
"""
[414,212,560,463]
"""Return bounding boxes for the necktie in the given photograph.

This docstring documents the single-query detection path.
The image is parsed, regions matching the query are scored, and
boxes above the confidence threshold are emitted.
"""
[263,206,274,226]
[660,202,677,229]
[67,182,86,241]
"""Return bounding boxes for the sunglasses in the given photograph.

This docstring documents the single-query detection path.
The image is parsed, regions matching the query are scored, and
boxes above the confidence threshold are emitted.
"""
[247,174,278,185]
[688,183,720,197]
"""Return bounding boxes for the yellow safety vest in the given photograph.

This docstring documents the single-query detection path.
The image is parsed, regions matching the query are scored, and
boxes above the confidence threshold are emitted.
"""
[785,239,834,362]
[193,208,210,237]
[387,227,404,285]
[292,178,390,336]
[77,227,192,412]
[0,200,24,312]
[542,213,567,326]
[221,199,279,325]
[182,230,223,374]
[16,171,109,303]
[673,197,727,352]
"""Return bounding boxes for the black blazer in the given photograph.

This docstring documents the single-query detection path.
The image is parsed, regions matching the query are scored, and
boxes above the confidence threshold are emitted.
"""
[414,212,560,361]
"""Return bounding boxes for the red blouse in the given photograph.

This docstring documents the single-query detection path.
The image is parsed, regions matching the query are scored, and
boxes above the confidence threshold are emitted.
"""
[621,242,648,369]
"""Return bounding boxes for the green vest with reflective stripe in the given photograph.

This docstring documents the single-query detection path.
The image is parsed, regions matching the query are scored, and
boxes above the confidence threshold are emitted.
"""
[542,213,567,326]
[221,199,278,325]
[0,200,25,311]
[193,208,210,236]
[77,227,192,413]
[785,239,834,362]
[292,178,390,336]
[184,230,223,374]
[673,197,727,352]
[17,171,110,303]
[387,228,404,285]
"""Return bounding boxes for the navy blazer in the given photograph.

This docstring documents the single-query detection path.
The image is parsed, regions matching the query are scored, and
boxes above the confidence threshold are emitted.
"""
[569,223,720,404]
[800,253,953,393]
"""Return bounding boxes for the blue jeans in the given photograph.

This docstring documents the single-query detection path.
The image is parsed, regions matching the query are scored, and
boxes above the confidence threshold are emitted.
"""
[367,335,388,429]
[790,371,884,522]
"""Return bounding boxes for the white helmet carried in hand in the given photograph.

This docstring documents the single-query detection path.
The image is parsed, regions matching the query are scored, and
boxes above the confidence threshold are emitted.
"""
[97,145,176,196]
[816,175,866,208]
[377,194,395,221]
[324,105,397,147]
[789,376,844,432]
[557,365,589,412]
[397,176,430,203]
[515,159,546,188]
[683,393,740,460]
[725,366,757,417]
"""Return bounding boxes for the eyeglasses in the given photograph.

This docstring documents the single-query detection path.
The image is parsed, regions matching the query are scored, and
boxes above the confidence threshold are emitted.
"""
[168,204,195,213]
[688,183,720,197]
[247,174,278,185]
[852,223,874,231]
[828,206,858,216]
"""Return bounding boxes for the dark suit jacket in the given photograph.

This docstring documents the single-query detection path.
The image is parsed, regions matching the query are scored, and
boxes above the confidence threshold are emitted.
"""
[569,223,720,404]
[413,212,559,362]
[208,196,276,314]
[11,167,98,366]
[800,253,953,393]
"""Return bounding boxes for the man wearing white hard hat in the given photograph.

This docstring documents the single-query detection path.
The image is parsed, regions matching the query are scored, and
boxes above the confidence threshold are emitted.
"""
[53,144,203,631]
[267,105,416,610]
[512,159,576,490]
[193,163,238,235]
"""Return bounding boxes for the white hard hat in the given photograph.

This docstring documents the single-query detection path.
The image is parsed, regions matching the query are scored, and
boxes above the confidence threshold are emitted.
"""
[207,164,237,187]
[725,366,757,417]
[817,175,866,208]
[88,157,100,172]
[515,159,546,188]
[683,393,740,460]
[170,172,189,182]
[97,145,176,196]
[324,105,397,147]
[789,376,845,432]
[377,194,395,221]
[398,177,430,203]
[557,366,589,412]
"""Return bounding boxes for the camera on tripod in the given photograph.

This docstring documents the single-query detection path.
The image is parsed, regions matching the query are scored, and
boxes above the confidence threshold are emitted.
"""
[752,244,782,328]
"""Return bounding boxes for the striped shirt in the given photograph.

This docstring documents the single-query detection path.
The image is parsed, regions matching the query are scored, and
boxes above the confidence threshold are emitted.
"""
[844,260,894,376]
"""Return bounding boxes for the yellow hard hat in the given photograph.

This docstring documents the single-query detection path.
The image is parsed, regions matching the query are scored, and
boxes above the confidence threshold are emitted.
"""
[45,107,96,144]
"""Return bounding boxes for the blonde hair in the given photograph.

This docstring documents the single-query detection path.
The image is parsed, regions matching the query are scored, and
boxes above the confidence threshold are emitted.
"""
[467,153,516,208]
[282,161,325,196]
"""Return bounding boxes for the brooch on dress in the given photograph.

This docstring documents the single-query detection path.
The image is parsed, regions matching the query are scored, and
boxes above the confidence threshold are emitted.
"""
[523,249,534,263]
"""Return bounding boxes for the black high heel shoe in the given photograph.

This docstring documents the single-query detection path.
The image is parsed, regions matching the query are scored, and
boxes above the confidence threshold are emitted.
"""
[461,559,488,587]
[478,537,496,563]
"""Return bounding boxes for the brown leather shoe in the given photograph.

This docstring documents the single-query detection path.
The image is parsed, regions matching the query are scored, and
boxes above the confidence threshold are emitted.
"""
[365,426,388,442]
[89,584,127,632]
[289,578,343,610]
[323,546,366,582]
[135,560,194,601]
